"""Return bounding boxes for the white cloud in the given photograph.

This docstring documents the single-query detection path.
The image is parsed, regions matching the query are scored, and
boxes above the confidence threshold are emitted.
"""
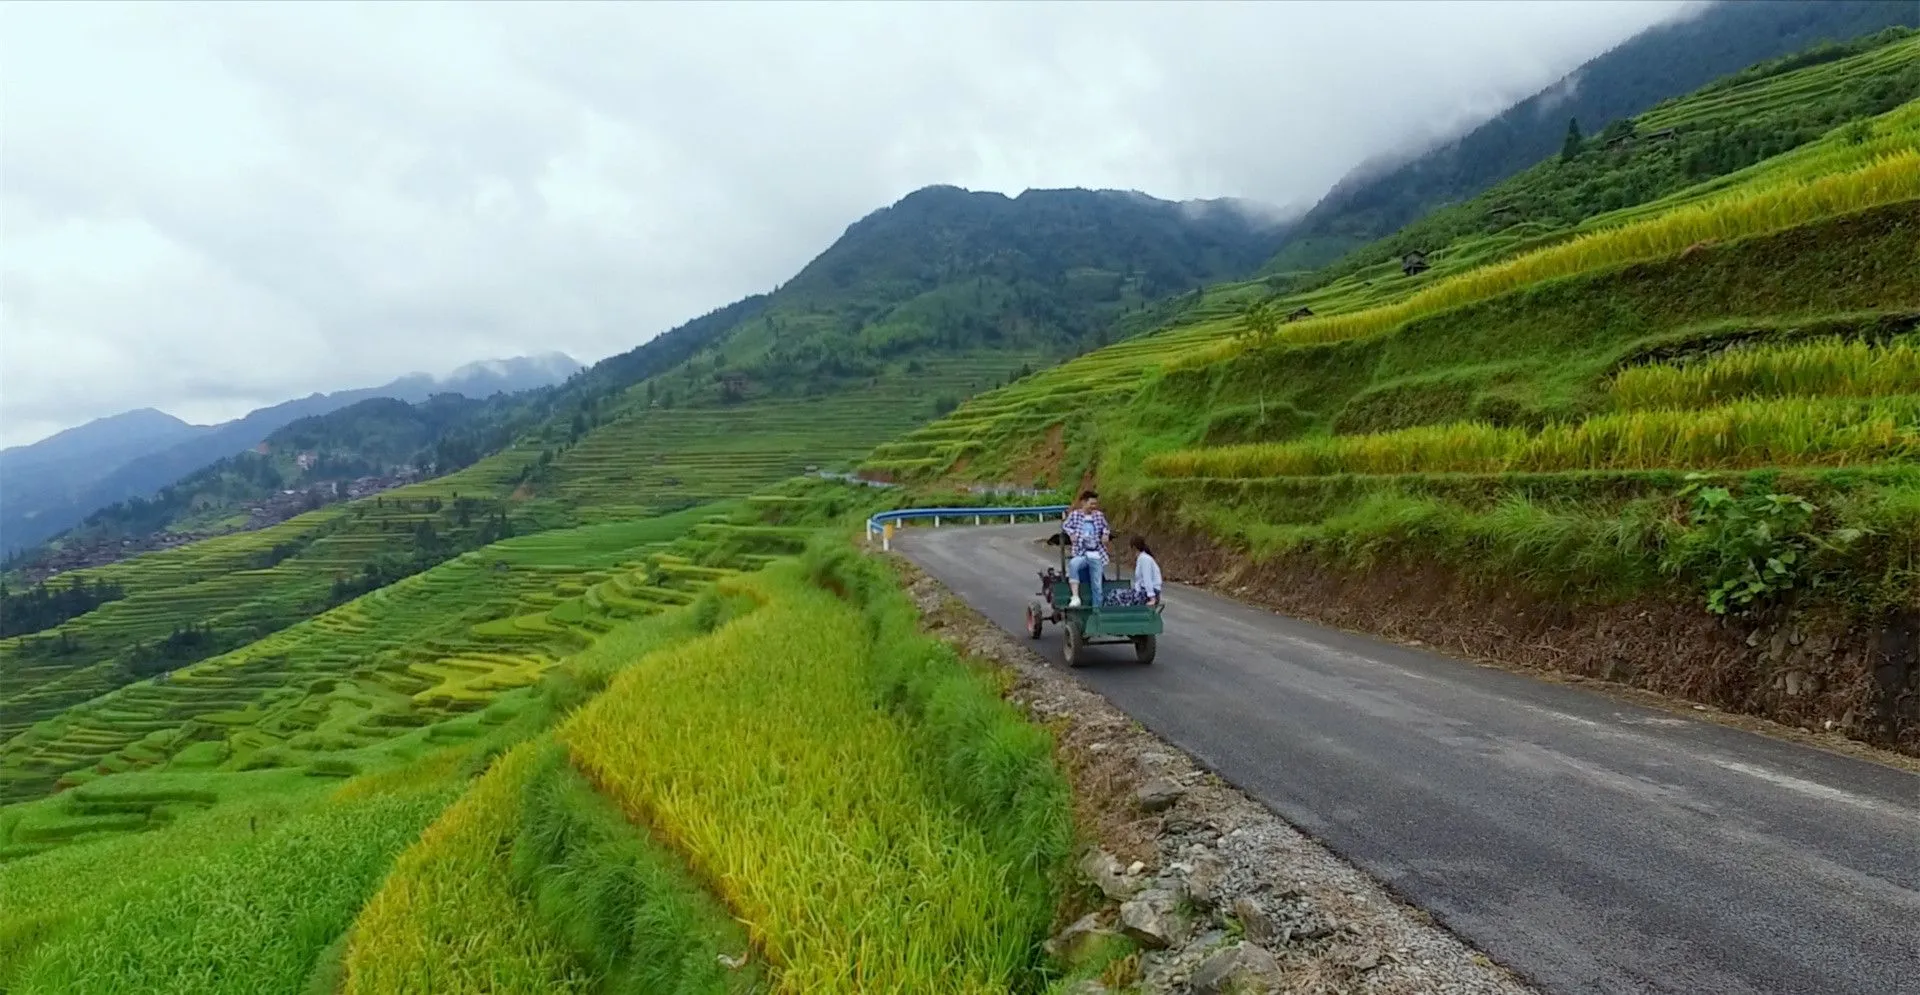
[0,0,1691,446]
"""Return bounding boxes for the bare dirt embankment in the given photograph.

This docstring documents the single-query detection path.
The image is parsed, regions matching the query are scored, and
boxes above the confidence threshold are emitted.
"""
[893,556,1535,995]
[1129,521,1919,763]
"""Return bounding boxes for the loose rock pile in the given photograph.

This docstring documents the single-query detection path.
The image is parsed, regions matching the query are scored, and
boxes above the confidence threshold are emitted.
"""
[901,561,1536,995]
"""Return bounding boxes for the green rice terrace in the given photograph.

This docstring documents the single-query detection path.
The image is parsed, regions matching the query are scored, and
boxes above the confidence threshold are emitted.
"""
[3,25,1919,995]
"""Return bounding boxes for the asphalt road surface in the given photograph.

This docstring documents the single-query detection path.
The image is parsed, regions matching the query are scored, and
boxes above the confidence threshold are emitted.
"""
[897,524,1920,995]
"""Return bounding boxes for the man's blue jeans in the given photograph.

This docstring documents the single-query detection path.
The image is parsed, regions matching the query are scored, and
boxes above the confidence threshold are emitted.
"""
[1068,553,1105,606]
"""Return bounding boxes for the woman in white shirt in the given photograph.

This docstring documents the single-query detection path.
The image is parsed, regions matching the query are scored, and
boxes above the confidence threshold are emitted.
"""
[1126,535,1163,607]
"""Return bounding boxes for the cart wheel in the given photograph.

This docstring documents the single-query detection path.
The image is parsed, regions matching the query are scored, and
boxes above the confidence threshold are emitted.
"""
[1132,634,1157,665]
[1025,601,1045,639]
[1064,625,1084,668]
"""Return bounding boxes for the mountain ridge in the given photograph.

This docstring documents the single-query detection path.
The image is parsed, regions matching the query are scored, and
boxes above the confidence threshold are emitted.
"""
[1,353,584,553]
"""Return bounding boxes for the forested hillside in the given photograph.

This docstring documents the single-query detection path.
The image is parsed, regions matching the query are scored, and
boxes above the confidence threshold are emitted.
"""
[1278,26,1920,295]
[1267,0,1919,271]
[678,185,1290,396]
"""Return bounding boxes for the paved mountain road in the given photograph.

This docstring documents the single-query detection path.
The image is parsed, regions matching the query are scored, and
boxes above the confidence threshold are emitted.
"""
[897,524,1920,995]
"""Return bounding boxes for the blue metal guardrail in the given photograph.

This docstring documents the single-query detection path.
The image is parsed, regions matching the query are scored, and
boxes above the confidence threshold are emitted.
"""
[866,505,1069,550]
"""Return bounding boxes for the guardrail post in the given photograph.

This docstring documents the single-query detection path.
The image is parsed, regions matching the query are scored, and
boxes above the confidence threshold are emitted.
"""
[883,521,894,551]
[933,515,940,528]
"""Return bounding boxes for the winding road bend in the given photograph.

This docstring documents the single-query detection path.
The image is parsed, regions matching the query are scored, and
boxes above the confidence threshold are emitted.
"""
[897,524,1920,995]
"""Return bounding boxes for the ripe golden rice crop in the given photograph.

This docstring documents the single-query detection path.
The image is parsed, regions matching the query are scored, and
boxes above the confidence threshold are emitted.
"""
[342,742,590,995]
[559,566,1055,993]
[1612,339,1920,409]
[1522,396,1920,471]
[1175,147,1920,371]
[1143,423,1527,479]
[1145,396,1920,479]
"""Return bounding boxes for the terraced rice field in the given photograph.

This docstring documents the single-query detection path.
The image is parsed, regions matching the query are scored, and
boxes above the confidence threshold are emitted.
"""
[1637,33,1920,133]
[3,522,1078,994]
[3,345,1034,817]
[539,353,1043,514]
[0,500,498,742]
[0,507,805,818]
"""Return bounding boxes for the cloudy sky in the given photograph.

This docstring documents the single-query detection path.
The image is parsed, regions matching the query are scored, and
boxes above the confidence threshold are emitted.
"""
[0,0,1697,447]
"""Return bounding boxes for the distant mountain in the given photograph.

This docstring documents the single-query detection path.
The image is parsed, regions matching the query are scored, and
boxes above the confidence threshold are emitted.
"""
[544,184,1297,412]
[0,408,198,478]
[1264,0,1920,272]
[376,352,586,404]
[695,185,1297,390]
[0,354,583,553]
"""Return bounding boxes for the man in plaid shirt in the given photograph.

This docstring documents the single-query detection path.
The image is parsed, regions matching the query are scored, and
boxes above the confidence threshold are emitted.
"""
[1062,489,1111,608]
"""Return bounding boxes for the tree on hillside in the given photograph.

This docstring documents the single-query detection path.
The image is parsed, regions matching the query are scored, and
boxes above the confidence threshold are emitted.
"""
[1561,117,1584,161]
[1238,300,1282,349]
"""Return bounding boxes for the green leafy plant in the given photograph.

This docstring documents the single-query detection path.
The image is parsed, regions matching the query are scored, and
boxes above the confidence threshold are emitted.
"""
[1664,473,1821,615]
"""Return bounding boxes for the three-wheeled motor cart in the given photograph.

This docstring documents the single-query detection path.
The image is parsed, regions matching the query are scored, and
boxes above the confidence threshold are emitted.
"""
[1023,532,1164,666]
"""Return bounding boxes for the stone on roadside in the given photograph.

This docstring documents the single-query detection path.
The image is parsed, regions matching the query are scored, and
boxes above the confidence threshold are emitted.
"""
[1119,888,1186,949]
[1048,913,1121,965]
[1191,941,1282,994]
[1078,848,1140,900]
[1232,895,1276,945]
[1343,946,1388,972]
[1134,775,1186,813]
[1180,852,1227,908]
